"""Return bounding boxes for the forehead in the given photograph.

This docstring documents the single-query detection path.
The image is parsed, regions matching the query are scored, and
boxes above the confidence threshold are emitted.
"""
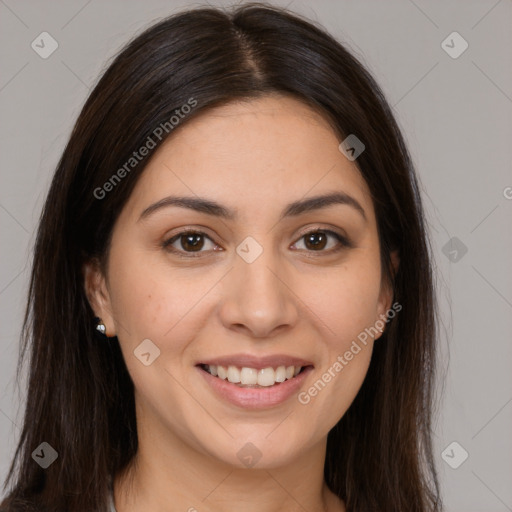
[122,95,375,225]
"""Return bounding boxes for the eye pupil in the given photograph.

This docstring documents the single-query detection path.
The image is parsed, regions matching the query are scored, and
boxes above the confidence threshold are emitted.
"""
[305,232,327,250]
[182,233,204,251]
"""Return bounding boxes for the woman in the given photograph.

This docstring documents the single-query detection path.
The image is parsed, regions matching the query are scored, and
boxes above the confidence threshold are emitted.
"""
[1,3,442,511]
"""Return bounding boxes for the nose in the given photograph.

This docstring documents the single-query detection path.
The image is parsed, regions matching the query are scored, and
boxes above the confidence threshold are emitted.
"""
[217,245,300,339]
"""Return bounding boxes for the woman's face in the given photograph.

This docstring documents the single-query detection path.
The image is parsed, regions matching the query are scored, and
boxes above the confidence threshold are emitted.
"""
[86,95,395,469]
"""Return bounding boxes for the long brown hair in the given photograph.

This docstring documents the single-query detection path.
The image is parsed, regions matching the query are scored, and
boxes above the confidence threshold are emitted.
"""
[1,3,441,511]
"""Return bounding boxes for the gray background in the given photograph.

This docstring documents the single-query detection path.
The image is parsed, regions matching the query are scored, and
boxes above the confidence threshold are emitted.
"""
[1,1,511,510]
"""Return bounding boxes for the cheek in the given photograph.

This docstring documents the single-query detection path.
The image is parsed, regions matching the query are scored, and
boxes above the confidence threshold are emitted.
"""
[107,246,184,344]
[297,265,379,425]
[293,254,381,416]
[107,245,220,363]
[297,254,383,341]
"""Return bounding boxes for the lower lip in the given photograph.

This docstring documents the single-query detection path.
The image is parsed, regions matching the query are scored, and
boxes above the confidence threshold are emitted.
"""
[196,365,313,409]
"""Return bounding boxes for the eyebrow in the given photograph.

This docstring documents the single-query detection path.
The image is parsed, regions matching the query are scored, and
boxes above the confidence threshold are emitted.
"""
[138,191,367,223]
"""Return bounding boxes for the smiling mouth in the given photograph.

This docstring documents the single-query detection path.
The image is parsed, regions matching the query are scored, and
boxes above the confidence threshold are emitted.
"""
[198,364,312,388]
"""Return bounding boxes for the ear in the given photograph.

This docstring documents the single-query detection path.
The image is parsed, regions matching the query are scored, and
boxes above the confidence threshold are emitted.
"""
[375,249,400,339]
[83,258,116,337]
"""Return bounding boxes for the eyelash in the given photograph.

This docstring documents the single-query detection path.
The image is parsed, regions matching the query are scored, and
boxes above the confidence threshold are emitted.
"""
[162,228,352,259]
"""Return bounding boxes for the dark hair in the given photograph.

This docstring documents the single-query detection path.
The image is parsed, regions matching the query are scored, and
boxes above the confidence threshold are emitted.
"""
[1,3,441,511]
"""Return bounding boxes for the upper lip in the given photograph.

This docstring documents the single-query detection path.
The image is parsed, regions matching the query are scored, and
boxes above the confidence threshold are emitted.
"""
[197,354,314,370]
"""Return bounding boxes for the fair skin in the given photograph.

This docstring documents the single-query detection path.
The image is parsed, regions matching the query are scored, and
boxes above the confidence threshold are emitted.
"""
[85,95,397,512]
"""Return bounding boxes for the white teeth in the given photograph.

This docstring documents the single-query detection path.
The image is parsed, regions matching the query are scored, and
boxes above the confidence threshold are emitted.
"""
[227,365,241,383]
[257,367,275,387]
[204,364,304,386]
[275,366,286,382]
[240,367,258,385]
[217,365,227,380]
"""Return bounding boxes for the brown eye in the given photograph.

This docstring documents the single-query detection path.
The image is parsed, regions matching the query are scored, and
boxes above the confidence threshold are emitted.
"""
[304,232,328,250]
[163,230,217,256]
[179,233,205,252]
[293,229,350,253]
